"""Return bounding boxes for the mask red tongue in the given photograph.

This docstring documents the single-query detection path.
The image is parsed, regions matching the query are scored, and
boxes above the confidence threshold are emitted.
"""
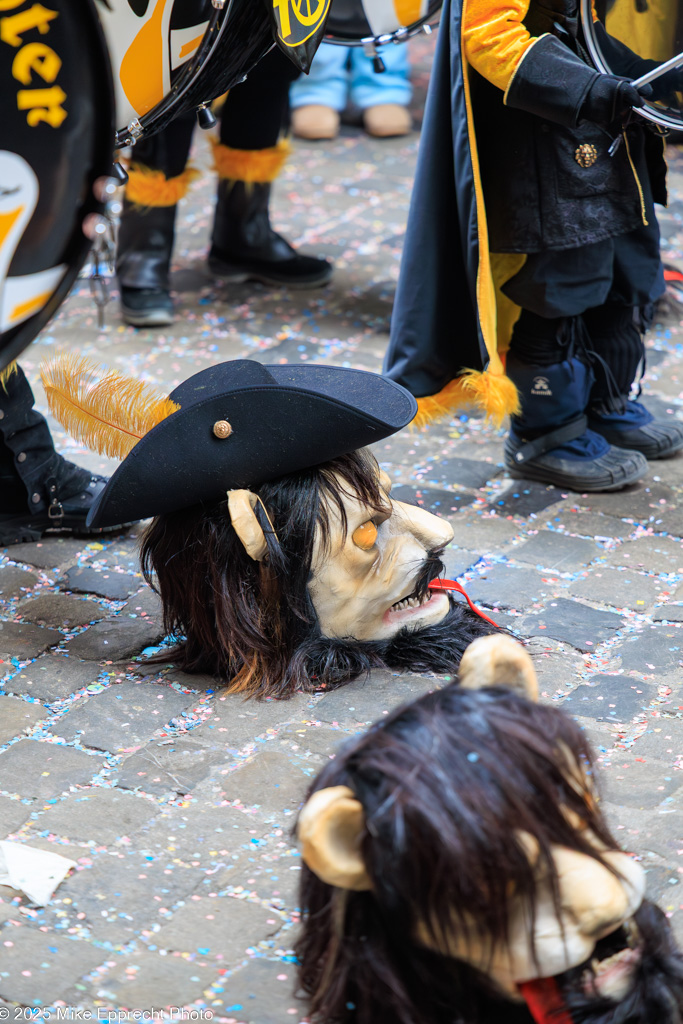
[427,579,499,628]
[517,978,574,1024]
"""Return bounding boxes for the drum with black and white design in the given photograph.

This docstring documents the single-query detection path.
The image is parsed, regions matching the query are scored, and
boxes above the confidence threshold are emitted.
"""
[0,0,114,372]
[96,0,276,147]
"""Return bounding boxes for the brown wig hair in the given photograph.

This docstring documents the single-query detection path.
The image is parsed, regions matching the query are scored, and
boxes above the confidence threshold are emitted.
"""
[140,448,498,699]
[295,684,683,1024]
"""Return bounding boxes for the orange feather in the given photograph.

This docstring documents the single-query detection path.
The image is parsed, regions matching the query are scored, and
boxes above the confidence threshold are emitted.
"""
[40,355,180,460]
[0,361,17,389]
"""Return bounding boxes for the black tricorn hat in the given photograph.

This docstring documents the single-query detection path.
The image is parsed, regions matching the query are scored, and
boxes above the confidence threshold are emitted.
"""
[87,359,417,528]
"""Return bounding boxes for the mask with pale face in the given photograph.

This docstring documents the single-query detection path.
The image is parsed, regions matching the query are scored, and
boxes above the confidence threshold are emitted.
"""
[296,635,683,1024]
[308,469,454,642]
[141,448,496,698]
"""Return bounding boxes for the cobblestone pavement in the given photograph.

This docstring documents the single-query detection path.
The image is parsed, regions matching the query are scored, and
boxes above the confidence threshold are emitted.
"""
[4,34,683,1020]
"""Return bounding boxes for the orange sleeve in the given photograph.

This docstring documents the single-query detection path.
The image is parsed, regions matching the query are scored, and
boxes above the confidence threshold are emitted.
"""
[462,0,538,92]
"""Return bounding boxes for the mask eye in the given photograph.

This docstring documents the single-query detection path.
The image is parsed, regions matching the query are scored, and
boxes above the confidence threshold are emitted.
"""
[352,520,378,550]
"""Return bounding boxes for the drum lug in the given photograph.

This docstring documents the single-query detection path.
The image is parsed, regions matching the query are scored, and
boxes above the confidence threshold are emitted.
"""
[112,161,129,186]
[127,118,143,140]
[363,41,386,73]
[211,0,226,6]
[422,22,433,34]
[197,103,217,130]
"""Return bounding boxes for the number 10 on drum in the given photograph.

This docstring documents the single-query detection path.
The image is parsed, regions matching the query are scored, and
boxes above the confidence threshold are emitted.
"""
[272,0,331,45]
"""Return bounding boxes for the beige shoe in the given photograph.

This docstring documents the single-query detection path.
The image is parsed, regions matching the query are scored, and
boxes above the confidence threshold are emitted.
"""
[363,104,412,138]
[291,105,340,140]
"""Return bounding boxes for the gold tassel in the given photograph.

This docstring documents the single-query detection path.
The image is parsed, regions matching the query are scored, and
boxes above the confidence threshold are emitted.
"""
[125,165,200,207]
[211,138,290,184]
[414,369,520,431]
[0,361,18,390]
[40,355,180,460]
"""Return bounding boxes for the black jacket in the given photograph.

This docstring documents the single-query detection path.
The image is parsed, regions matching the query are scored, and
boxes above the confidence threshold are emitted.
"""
[474,14,667,252]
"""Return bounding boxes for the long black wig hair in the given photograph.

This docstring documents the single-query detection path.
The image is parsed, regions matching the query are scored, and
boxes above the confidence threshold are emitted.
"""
[295,683,683,1024]
[140,448,498,698]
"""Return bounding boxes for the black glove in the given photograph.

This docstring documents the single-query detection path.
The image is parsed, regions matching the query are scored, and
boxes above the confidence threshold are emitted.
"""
[579,74,652,127]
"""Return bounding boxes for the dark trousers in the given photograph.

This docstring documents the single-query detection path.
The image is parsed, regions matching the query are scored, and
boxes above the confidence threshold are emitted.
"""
[129,47,301,178]
[503,213,664,322]
[504,196,665,410]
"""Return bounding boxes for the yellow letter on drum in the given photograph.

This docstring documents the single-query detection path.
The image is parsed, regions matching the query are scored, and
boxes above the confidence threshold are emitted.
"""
[17,84,67,126]
[12,41,61,84]
[0,4,58,47]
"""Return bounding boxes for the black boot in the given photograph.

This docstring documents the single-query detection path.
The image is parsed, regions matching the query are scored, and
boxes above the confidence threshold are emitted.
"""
[208,179,332,288]
[585,304,683,459]
[116,198,176,327]
[116,115,197,328]
[0,367,134,545]
[504,313,647,492]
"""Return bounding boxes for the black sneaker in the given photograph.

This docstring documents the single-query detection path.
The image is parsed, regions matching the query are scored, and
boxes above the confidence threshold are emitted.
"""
[0,475,134,546]
[120,286,174,327]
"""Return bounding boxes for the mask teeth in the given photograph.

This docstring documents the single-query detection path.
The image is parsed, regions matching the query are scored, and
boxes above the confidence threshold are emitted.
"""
[391,591,433,612]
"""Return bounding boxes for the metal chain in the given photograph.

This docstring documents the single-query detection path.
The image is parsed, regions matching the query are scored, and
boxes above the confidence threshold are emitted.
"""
[88,202,117,330]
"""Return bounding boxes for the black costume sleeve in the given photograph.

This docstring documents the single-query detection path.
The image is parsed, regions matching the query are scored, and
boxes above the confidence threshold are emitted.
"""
[504,33,601,126]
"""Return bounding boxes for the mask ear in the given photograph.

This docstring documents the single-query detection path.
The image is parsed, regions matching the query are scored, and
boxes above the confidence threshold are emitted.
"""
[227,489,268,561]
[458,634,538,702]
[298,785,372,891]
[379,469,392,493]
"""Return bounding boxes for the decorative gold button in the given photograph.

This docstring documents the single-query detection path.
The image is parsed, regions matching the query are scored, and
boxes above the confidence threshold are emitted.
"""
[213,420,233,439]
[575,143,598,168]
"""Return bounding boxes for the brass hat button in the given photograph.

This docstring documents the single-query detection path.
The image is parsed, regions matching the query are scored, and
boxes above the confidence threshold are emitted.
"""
[213,420,233,439]
[575,143,598,168]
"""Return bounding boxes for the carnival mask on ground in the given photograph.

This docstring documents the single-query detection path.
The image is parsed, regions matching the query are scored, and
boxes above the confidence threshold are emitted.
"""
[296,634,683,1024]
[42,356,497,698]
[307,467,453,641]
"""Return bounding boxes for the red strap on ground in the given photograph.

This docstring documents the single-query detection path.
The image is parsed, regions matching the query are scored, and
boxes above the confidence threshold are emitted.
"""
[427,579,499,628]
[518,978,574,1024]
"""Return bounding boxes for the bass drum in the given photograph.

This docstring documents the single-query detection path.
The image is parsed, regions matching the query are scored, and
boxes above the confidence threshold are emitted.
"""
[324,0,441,46]
[0,0,114,372]
[97,0,276,147]
[581,0,683,130]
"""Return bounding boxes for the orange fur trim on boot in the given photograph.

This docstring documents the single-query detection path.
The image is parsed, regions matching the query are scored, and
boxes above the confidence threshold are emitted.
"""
[414,370,520,430]
[125,165,200,207]
[211,138,291,183]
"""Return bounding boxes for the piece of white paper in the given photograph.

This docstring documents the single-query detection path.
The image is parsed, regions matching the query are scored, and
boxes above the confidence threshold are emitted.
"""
[0,840,76,905]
